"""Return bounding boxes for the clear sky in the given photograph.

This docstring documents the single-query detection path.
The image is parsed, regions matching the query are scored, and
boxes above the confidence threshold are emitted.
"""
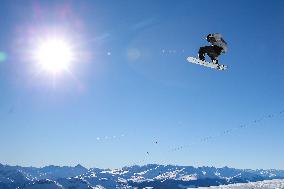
[0,0,284,169]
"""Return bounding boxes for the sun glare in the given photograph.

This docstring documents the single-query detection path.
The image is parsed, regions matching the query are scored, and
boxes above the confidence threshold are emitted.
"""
[34,38,74,74]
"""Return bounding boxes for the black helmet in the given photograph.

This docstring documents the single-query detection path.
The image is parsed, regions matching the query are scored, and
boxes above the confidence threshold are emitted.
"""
[206,34,213,42]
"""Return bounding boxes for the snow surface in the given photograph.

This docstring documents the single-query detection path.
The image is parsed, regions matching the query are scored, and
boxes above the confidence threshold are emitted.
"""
[195,179,284,189]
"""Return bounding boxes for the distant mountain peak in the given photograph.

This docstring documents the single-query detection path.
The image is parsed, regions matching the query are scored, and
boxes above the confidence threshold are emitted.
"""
[75,164,85,169]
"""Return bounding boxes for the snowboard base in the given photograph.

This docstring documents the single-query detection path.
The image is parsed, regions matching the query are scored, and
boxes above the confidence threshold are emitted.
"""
[187,57,227,71]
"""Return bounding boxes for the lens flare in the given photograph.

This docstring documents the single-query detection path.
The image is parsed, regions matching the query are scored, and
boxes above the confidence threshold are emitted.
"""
[0,51,7,62]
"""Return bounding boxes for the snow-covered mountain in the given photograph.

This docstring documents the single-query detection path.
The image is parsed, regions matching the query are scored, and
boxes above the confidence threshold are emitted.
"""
[0,163,284,189]
[17,164,88,180]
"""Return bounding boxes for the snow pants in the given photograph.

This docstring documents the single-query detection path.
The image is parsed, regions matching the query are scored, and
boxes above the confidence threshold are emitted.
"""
[198,45,223,62]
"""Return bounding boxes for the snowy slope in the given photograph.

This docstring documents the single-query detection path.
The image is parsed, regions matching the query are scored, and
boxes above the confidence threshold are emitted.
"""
[195,179,284,189]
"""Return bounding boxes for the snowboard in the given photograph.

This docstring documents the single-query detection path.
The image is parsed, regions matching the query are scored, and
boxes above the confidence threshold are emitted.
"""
[187,57,227,71]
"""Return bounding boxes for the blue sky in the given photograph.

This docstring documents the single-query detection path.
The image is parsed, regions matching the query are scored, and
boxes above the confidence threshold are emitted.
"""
[0,0,284,169]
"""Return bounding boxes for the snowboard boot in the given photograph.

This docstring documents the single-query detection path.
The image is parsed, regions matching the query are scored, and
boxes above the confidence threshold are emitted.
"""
[198,53,205,61]
[212,59,218,65]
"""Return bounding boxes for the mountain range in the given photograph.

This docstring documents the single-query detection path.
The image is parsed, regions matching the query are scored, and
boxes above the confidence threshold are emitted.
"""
[1,163,284,189]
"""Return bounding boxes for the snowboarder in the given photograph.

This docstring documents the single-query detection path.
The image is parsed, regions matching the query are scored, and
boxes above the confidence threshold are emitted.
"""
[198,33,228,65]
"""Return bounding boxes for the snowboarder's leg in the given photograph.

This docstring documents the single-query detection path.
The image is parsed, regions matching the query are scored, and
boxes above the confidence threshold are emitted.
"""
[207,45,223,64]
[198,47,206,61]
[198,46,212,61]
[210,57,218,64]
[213,45,223,56]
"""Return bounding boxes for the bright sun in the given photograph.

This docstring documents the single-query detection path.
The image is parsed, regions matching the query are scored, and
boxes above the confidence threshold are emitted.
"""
[34,38,74,74]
